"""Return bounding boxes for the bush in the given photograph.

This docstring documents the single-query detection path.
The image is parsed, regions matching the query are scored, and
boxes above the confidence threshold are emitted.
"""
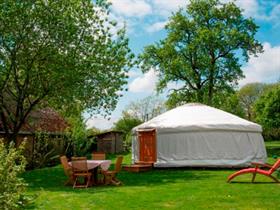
[254,84,280,140]
[113,113,143,149]
[0,140,28,209]
[263,128,280,141]
[31,133,67,169]
[64,113,88,156]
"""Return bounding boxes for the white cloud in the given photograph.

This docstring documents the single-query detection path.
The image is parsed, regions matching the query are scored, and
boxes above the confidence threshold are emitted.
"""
[221,0,259,18]
[110,0,280,24]
[167,81,184,91]
[263,4,280,27]
[126,70,142,78]
[110,10,144,35]
[86,116,118,130]
[128,68,158,93]
[110,0,152,17]
[150,0,263,20]
[146,21,167,33]
[108,13,126,35]
[240,42,280,86]
[109,0,280,35]
[224,0,280,23]
[231,0,259,18]
[151,0,187,17]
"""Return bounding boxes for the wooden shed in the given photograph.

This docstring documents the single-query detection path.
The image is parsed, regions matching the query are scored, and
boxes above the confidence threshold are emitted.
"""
[96,131,124,154]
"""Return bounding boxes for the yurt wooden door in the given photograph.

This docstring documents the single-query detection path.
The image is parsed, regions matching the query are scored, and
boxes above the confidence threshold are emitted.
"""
[138,130,156,162]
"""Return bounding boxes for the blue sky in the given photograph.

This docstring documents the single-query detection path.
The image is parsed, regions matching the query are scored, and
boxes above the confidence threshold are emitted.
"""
[86,0,280,130]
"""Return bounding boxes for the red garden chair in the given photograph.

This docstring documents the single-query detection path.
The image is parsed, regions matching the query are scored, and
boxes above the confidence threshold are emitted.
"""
[227,159,280,183]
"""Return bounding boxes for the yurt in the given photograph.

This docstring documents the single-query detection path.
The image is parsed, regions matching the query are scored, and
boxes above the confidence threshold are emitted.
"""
[131,103,267,167]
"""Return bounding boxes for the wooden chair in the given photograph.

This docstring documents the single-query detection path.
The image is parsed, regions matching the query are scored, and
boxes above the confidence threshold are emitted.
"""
[71,158,92,188]
[101,155,123,185]
[92,152,106,160]
[60,156,74,186]
[227,159,280,183]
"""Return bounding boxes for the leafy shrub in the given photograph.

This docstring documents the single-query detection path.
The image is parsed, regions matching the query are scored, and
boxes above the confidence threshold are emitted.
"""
[31,133,62,169]
[0,140,28,209]
[114,113,143,149]
[254,84,280,140]
[218,93,246,119]
[64,113,88,156]
[263,128,280,141]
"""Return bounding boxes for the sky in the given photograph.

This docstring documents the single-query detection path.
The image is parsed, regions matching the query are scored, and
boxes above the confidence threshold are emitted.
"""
[86,0,280,130]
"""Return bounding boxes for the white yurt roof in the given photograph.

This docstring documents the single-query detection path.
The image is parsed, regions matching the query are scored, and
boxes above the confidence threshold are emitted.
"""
[133,103,262,133]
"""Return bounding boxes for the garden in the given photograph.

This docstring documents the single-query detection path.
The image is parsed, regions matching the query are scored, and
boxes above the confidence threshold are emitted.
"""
[0,0,280,210]
[20,142,280,210]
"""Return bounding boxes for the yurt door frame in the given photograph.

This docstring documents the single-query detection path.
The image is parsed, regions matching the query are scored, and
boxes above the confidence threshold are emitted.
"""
[138,129,156,162]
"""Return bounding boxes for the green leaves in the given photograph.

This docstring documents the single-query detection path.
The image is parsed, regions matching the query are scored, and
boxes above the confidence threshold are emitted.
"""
[237,83,266,120]
[139,0,262,107]
[0,140,28,210]
[0,0,134,142]
[253,84,280,140]
[114,112,142,147]
[254,84,280,129]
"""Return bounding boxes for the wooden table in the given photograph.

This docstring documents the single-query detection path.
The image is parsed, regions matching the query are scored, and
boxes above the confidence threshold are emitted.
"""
[69,160,111,185]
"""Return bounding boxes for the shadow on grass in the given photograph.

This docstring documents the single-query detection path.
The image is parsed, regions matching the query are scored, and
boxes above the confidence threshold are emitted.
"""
[267,147,280,157]
[229,181,279,184]
[119,169,204,186]
[23,164,215,193]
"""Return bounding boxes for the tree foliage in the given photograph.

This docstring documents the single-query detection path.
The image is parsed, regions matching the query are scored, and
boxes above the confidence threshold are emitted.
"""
[254,84,280,140]
[114,112,142,147]
[254,84,280,129]
[237,83,266,120]
[0,0,133,142]
[66,114,88,156]
[139,0,263,107]
[219,93,245,118]
[87,127,102,137]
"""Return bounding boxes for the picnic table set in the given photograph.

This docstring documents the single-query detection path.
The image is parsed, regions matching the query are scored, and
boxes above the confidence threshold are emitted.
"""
[60,152,123,188]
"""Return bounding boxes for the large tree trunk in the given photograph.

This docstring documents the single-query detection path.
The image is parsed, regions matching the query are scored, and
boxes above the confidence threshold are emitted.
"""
[197,88,204,103]
[208,81,214,105]
[208,55,216,105]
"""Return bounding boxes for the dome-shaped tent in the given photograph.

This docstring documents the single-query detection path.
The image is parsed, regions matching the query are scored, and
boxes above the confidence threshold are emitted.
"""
[132,103,267,167]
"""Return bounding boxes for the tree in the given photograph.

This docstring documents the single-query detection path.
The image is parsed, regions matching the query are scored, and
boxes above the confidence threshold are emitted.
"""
[113,112,142,147]
[87,127,101,137]
[219,93,245,119]
[0,0,133,143]
[65,113,88,156]
[126,95,166,122]
[139,0,263,107]
[237,83,266,120]
[254,84,280,129]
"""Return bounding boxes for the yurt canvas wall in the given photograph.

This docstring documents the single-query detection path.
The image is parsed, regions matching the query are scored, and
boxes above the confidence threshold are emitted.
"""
[132,103,267,167]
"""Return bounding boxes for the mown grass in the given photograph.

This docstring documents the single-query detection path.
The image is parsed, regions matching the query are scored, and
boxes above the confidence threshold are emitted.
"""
[23,142,280,210]
[265,141,280,148]
[265,141,280,158]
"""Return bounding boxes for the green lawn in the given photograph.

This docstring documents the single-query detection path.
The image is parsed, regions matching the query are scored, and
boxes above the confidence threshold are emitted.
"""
[23,143,280,210]
[265,141,280,158]
[265,141,280,148]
